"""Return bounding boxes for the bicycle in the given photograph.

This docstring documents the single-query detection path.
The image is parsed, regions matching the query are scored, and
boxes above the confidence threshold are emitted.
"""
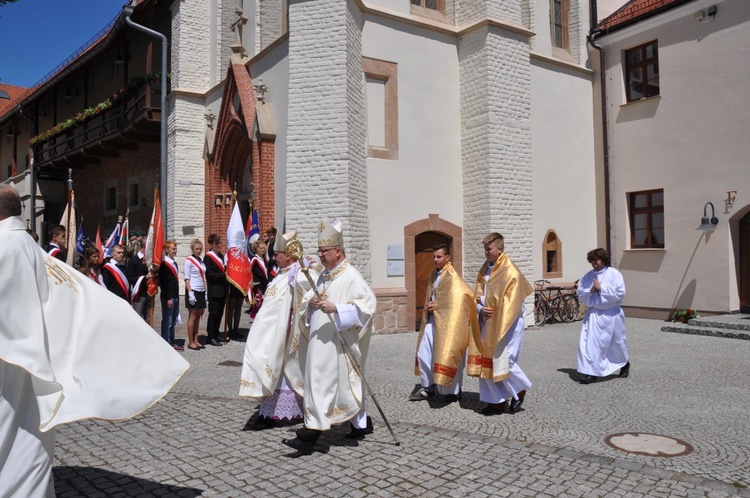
[534,280,579,325]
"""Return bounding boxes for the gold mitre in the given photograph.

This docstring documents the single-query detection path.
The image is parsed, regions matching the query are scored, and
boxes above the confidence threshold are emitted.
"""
[318,219,344,247]
[274,230,298,254]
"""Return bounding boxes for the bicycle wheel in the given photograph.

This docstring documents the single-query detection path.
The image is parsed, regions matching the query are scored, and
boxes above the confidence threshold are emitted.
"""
[560,294,579,323]
[534,299,547,326]
[551,295,565,322]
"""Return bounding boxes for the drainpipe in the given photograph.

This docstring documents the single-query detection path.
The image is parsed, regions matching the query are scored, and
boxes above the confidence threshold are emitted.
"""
[122,2,168,233]
[16,105,36,233]
[588,0,612,255]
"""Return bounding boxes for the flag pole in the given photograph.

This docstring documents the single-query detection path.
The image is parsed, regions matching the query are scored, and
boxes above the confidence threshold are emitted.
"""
[222,188,238,345]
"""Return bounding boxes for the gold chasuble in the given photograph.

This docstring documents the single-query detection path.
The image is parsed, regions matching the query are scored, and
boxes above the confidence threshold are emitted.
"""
[414,262,481,386]
[468,253,533,381]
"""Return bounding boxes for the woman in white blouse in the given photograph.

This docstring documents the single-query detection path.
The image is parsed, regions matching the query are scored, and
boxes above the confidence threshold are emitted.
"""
[184,238,207,350]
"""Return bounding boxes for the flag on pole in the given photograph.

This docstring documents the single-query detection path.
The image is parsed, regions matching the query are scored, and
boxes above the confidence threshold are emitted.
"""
[75,223,86,256]
[95,226,104,261]
[59,189,77,267]
[246,208,260,258]
[226,200,252,296]
[118,213,129,246]
[103,217,122,258]
[144,188,164,269]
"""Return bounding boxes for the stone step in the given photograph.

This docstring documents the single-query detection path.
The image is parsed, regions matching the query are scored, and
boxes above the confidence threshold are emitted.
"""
[690,318,750,332]
[661,323,750,340]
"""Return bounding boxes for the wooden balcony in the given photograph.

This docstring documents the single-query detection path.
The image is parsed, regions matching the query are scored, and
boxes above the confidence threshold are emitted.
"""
[34,84,161,171]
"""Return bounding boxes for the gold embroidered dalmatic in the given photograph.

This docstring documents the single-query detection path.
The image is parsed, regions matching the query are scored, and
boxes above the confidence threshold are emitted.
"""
[468,253,533,381]
[414,262,481,386]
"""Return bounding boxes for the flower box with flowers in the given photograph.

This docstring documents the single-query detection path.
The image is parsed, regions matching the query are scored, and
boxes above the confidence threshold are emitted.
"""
[672,308,699,323]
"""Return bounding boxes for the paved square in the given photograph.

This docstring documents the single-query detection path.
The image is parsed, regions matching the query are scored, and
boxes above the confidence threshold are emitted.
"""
[53,317,750,497]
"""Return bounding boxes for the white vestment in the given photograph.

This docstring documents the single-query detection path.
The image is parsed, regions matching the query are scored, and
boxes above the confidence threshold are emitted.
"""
[477,264,530,403]
[577,266,628,377]
[0,216,189,498]
[239,262,314,399]
[294,260,376,431]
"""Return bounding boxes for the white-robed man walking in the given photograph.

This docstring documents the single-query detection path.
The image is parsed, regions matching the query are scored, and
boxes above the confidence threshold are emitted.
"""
[239,231,316,429]
[282,219,377,455]
[0,185,189,497]
[576,247,629,384]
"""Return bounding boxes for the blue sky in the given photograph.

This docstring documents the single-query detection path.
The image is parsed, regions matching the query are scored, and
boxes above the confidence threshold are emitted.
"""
[0,0,126,88]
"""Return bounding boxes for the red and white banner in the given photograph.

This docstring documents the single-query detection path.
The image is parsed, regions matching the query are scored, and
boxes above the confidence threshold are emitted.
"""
[144,189,164,269]
[226,201,251,296]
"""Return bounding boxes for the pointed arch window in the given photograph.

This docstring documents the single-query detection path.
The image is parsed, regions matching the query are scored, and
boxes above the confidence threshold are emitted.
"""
[543,230,562,279]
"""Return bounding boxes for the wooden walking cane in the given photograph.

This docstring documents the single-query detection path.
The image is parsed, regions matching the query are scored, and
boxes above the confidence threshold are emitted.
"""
[286,240,400,446]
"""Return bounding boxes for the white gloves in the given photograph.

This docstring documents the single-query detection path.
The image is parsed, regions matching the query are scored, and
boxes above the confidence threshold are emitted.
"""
[188,291,196,305]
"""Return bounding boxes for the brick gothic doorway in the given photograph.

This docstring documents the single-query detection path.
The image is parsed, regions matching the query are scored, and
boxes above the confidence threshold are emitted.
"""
[404,214,463,331]
[740,212,750,313]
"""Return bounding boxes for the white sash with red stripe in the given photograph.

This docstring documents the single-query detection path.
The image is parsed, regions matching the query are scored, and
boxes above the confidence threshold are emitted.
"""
[206,251,225,272]
[132,275,146,301]
[103,261,130,300]
[185,256,205,282]
[163,258,179,281]
[250,255,267,278]
[48,246,60,258]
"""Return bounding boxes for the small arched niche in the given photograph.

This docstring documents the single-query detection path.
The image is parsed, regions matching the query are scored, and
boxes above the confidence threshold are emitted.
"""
[543,229,562,279]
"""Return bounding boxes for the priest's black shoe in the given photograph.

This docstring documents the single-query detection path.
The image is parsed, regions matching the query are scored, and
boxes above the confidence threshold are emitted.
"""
[249,416,277,431]
[508,390,526,414]
[295,427,321,442]
[479,403,506,416]
[579,374,597,384]
[344,416,374,440]
[282,437,316,455]
[619,361,630,378]
[209,338,223,346]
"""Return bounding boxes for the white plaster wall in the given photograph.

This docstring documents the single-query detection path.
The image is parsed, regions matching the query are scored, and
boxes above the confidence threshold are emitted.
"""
[531,60,597,284]
[362,18,462,289]
[248,41,289,228]
[601,0,750,313]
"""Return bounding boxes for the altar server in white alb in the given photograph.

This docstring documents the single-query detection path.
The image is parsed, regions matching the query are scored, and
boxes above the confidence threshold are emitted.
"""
[576,248,629,384]
[0,185,189,498]
[282,219,377,454]
[239,231,316,430]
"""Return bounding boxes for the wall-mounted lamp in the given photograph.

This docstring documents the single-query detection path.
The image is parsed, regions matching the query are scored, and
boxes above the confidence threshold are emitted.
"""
[224,193,232,205]
[214,194,223,206]
[726,191,737,210]
[697,201,719,232]
[114,47,130,66]
[694,5,717,23]
[65,85,78,102]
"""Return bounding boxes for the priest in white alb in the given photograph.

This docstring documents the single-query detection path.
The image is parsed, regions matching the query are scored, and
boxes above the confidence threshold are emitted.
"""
[239,231,315,429]
[0,185,189,498]
[576,247,629,384]
[282,219,377,454]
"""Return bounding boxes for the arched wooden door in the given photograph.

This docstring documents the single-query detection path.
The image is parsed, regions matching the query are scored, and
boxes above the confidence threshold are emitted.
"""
[740,212,750,313]
[414,231,451,329]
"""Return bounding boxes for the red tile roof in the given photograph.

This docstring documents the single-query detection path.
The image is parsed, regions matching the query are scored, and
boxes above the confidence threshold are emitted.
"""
[0,84,32,117]
[600,0,691,31]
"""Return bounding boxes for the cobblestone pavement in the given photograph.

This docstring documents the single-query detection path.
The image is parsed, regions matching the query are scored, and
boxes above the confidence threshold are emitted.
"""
[53,311,750,497]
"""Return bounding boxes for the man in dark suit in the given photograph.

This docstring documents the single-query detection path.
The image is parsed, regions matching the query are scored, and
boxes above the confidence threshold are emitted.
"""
[102,244,130,301]
[205,234,227,346]
[45,225,67,262]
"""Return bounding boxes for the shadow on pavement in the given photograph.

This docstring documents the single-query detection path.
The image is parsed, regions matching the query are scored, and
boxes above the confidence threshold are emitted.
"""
[557,367,579,382]
[54,466,202,496]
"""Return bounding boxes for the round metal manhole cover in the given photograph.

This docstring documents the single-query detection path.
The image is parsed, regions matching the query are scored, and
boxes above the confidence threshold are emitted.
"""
[605,433,693,457]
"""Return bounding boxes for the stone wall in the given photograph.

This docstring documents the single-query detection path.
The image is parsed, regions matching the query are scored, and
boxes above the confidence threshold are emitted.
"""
[459,23,533,278]
[373,288,410,334]
[285,0,370,277]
